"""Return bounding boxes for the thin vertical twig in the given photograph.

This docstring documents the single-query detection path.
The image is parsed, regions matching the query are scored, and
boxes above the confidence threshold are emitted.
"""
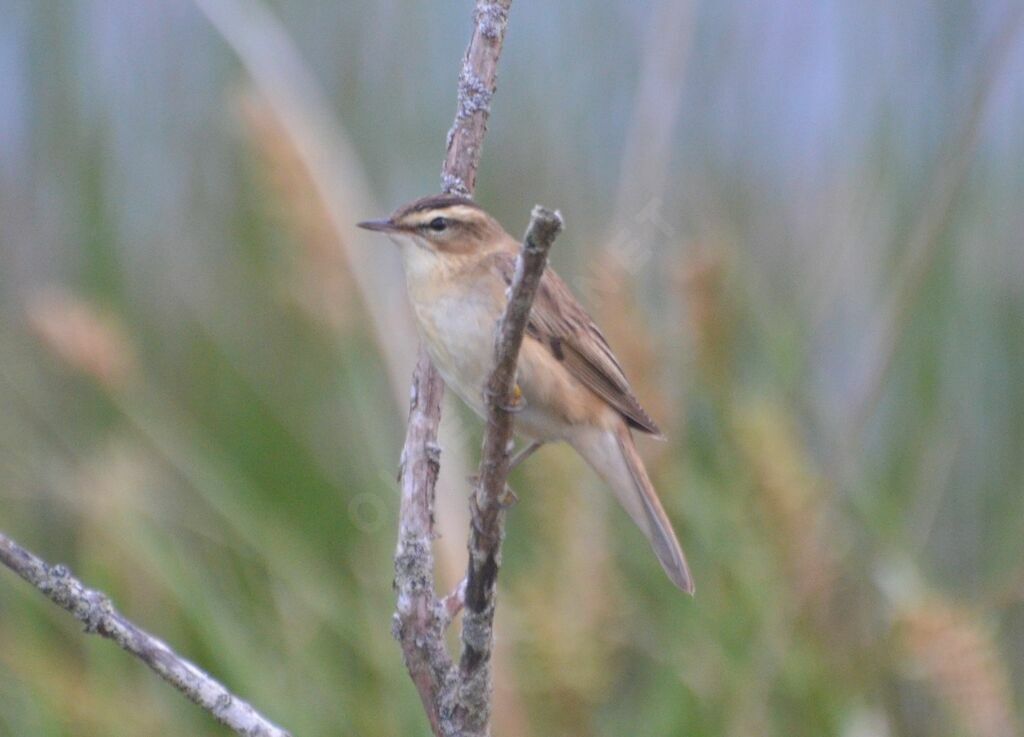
[442,1,512,196]
[453,208,563,736]
[392,2,514,736]
[393,355,454,735]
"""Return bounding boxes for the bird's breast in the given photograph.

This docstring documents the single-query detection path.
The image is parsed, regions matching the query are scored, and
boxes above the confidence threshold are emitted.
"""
[410,284,500,417]
[403,251,613,443]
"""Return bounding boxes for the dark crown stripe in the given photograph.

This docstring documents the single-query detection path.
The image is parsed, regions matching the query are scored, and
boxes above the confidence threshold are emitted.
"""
[395,194,482,219]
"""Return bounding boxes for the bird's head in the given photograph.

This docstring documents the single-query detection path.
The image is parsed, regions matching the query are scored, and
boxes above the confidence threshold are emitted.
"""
[357,194,506,255]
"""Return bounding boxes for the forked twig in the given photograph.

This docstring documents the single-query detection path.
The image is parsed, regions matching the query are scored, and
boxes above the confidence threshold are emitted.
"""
[391,2,515,736]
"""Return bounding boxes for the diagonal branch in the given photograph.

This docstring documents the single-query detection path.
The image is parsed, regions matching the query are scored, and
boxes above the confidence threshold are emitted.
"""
[0,531,291,737]
[454,207,563,737]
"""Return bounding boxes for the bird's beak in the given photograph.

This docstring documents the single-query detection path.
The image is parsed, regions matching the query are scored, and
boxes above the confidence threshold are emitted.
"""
[357,218,400,233]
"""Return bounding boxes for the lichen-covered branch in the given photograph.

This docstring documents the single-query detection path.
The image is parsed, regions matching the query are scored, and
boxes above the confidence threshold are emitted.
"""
[442,0,512,196]
[393,2,514,735]
[454,207,563,736]
[0,531,291,737]
[392,351,457,736]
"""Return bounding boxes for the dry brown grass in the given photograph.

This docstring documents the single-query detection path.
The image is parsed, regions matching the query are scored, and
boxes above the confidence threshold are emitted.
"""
[25,289,137,390]
[898,595,1019,737]
[238,90,360,334]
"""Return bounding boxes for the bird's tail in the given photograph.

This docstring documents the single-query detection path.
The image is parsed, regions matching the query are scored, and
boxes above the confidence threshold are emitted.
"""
[569,424,694,594]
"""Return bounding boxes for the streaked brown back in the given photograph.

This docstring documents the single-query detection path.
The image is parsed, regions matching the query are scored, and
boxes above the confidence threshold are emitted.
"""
[487,251,662,436]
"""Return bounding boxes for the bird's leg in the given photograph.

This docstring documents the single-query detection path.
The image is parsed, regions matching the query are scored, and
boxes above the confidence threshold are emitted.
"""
[497,484,519,508]
[507,440,543,473]
[467,442,539,508]
[493,442,544,508]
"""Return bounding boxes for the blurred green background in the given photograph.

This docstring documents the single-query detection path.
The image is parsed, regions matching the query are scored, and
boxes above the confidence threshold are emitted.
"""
[2,1,1023,735]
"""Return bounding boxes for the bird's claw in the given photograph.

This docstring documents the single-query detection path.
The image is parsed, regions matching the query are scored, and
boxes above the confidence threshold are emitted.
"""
[466,474,519,508]
[498,484,519,508]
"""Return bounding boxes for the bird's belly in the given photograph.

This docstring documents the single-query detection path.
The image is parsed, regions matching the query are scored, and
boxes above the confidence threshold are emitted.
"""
[511,403,576,443]
[412,293,604,444]
[413,294,495,418]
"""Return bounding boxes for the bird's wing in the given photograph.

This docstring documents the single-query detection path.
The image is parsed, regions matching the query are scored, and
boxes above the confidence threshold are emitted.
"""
[488,250,662,436]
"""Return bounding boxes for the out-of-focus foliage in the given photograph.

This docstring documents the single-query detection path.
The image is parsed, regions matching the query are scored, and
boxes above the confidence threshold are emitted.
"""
[1,1,1023,736]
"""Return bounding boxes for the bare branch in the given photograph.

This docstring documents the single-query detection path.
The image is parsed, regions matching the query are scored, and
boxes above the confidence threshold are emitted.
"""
[0,531,291,737]
[393,2,514,735]
[443,0,512,196]
[454,207,563,736]
[393,350,458,736]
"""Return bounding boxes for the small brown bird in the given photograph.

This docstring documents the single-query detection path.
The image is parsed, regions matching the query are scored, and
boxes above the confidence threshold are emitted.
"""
[358,194,693,593]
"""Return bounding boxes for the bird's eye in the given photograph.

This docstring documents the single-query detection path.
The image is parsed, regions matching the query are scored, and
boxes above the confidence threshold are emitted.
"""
[428,217,448,232]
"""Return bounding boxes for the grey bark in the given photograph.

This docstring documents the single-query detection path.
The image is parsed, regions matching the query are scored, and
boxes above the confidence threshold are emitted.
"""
[392,1,514,736]
[392,3,566,736]
[453,208,562,736]
[0,531,292,737]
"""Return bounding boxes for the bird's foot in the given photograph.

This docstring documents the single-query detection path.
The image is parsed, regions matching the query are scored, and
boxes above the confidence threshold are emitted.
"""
[497,483,519,508]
